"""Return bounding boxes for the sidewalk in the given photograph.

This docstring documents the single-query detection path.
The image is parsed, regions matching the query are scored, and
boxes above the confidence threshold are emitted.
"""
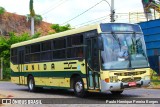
[0,94,6,98]
[147,76,160,89]
[147,84,160,89]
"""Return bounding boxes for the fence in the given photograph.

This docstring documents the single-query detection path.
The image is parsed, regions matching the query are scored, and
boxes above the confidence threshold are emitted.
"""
[75,11,160,28]
[115,11,160,23]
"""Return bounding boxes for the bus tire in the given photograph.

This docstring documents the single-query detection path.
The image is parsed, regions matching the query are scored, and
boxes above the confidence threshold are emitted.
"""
[111,90,123,95]
[73,77,86,97]
[28,76,36,92]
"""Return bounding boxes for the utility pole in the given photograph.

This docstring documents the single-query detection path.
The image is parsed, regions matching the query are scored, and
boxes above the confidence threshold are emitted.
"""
[30,0,35,36]
[31,17,34,36]
[0,57,3,80]
[110,0,115,22]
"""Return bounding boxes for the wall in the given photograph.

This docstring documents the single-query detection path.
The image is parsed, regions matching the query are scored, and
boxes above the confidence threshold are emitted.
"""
[139,19,160,74]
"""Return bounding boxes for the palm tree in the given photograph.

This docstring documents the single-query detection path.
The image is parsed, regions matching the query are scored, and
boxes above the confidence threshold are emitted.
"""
[29,0,35,36]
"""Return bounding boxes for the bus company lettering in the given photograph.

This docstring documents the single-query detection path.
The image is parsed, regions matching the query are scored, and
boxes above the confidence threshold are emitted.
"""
[64,62,77,69]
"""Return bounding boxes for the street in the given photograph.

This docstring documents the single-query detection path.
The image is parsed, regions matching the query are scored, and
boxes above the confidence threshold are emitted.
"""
[0,81,160,107]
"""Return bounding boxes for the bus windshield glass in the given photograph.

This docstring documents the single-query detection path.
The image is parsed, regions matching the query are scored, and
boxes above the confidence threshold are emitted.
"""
[101,33,149,70]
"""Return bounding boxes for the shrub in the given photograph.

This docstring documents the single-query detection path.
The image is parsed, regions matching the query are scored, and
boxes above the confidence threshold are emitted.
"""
[0,32,40,80]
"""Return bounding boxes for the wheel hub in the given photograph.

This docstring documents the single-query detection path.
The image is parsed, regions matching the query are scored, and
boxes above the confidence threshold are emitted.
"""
[75,81,83,93]
[29,79,33,90]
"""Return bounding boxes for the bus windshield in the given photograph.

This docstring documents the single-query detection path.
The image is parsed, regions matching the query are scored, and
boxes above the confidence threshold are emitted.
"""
[101,33,149,70]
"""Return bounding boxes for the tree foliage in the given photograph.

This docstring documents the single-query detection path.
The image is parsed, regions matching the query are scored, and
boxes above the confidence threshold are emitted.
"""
[29,0,35,17]
[0,32,40,79]
[0,6,5,15]
[27,14,43,24]
[0,6,5,24]
[51,24,71,33]
[35,14,43,22]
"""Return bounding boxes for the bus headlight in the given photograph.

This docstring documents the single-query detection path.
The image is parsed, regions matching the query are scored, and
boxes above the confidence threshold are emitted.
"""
[110,76,118,83]
[144,75,150,80]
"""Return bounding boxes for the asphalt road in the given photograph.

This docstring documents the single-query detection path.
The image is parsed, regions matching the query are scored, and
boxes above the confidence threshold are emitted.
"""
[0,81,160,107]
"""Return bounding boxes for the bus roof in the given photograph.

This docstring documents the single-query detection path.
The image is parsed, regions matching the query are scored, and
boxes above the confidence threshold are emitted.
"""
[11,24,99,48]
[11,23,140,48]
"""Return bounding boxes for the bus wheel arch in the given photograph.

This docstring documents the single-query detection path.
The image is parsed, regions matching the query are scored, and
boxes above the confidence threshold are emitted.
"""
[71,74,86,97]
[27,75,36,92]
[27,74,33,82]
[70,74,82,89]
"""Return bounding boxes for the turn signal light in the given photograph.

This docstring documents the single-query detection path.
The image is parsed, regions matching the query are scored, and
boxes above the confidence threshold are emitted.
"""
[105,78,110,83]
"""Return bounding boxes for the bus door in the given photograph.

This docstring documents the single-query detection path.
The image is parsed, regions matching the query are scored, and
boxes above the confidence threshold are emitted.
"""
[18,48,25,85]
[85,37,100,90]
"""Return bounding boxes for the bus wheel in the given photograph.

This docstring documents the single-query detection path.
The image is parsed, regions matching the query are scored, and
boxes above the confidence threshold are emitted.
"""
[28,76,36,92]
[111,90,123,95]
[73,77,86,97]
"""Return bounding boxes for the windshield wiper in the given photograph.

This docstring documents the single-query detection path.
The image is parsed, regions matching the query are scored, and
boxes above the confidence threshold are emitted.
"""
[111,32,134,69]
[124,36,132,69]
[111,32,121,50]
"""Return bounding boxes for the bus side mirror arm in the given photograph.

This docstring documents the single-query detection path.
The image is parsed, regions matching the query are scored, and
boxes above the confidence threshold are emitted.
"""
[98,36,104,50]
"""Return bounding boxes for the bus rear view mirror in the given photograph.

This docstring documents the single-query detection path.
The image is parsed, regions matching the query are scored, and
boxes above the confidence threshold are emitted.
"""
[98,36,104,50]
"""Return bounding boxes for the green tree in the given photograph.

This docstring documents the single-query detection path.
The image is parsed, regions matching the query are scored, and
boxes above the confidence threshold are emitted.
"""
[0,6,5,24]
[35,14,43,22]
[51,24,71,33]
[0,32,40,79]
[0,6,5,14]
[27,14,43,24]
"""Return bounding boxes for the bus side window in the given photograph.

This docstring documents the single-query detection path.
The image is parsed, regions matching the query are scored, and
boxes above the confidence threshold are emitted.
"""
[77,48,83,57]
[11,48,18,64]
[92,38,99,71]
[67,34,84,59]
[53,38,66,60]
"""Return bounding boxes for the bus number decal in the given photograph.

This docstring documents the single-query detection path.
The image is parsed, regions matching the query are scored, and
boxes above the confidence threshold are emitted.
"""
[64,62,77,69]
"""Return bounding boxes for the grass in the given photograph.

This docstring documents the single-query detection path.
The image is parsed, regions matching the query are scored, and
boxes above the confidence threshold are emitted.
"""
[149,70,160,89]
[0,79,10,81]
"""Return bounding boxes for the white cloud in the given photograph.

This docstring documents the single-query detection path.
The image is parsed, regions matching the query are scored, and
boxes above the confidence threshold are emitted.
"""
[0,0,144,27]
[0,0,29,14]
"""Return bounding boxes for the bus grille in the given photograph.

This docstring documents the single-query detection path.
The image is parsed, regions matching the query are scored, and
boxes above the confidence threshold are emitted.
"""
[121,77,141,82]
[114,71,146,76]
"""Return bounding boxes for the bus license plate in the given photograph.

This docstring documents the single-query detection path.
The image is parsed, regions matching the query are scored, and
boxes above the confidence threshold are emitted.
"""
[128,82,136,86]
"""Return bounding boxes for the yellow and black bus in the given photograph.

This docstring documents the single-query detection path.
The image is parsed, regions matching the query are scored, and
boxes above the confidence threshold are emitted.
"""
[11,23,151,97]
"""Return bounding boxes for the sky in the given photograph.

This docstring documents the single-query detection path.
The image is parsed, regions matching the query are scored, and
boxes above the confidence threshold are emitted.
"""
[0,0,144,27]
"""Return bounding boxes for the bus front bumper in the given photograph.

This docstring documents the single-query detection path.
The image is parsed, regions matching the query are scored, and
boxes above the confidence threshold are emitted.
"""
[100,79,150,92]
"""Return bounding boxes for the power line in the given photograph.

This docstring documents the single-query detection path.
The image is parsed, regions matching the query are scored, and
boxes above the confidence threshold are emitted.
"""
[61,0,105,25]
[73,15,107,27]
[42,0,68,15]
[76,17,108,28]
[76,18,107,27]
[72,12,140,27]
[39,0,61,14]
[88,18,108,25]
[41,0,69,15]
[73,12,145,28]
[75,11,160,27]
